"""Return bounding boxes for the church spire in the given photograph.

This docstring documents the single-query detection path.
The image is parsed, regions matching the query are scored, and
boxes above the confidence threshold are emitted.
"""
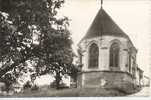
[101,0,103,8]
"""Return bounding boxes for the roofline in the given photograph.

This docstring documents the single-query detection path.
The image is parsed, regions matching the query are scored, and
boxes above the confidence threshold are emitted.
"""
[78,34,137,48]
[78,8,137,52]
[127,36,137,52]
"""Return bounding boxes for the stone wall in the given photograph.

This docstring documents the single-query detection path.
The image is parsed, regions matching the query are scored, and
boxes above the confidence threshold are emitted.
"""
[77,71,137,94]
[77,35,138,94]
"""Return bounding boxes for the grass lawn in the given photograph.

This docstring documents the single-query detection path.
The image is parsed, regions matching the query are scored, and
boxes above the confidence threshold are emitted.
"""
[7,87,129,97]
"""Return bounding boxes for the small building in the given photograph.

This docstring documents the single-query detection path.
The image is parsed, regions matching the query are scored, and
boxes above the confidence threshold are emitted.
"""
[77,4,142,93]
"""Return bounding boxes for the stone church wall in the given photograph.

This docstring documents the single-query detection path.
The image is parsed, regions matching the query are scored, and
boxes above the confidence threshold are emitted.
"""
[77,71,136,94]
[78,36,138,93]
[79,36,130,72]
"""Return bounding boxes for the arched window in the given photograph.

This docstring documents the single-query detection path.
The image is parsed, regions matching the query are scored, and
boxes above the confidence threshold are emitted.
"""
[110,43,120,67]
[88,43,99,68]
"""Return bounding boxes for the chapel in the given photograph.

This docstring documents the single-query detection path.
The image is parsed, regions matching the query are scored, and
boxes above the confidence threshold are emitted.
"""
[77,1,143,93]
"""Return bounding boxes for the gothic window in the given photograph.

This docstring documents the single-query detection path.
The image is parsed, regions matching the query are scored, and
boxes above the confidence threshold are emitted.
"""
[88,43,99,68]
[110,43,120,67]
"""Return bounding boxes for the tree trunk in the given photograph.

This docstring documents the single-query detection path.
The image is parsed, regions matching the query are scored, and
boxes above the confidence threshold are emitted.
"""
[55,71,61,89]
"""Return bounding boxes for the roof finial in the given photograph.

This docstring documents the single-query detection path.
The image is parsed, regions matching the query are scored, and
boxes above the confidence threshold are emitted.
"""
[101,0,103,8]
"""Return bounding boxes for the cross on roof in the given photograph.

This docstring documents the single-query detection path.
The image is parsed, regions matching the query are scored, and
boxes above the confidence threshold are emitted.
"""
[101,0,103,8]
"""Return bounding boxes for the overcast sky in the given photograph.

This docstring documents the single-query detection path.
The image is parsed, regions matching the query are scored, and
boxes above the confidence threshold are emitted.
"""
[59,0,151,76]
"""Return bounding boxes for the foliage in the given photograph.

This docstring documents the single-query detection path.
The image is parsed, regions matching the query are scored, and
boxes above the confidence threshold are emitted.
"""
[0,0,76,89]
[23,81,32,90]
[31,84,39,91]
[68,64,78,82]
[50,80,69,89]
[1,72,16,92]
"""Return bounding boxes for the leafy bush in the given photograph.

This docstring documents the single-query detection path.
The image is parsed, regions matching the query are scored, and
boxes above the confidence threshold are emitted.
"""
[23,81,32,89]
[31,85,39,91]
[50,80,69,89]
[1,85,6,91]
[50,81,56,88]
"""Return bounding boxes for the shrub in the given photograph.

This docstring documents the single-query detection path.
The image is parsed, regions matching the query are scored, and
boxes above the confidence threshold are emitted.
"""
[23,81,32,89]
[50,80,69,89]
[31,85,39,91]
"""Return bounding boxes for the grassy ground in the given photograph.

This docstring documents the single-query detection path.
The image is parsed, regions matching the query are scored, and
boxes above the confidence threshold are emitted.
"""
[6,87,129,97]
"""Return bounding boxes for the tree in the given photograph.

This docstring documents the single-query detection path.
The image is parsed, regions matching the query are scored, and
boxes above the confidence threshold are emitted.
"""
[0,0,75,89]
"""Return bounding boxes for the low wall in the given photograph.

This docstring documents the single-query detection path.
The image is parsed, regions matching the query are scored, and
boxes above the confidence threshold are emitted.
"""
[77,71,137,94]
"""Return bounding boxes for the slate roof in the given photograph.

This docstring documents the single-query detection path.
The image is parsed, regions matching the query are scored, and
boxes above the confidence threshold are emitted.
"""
[81,8,129,40]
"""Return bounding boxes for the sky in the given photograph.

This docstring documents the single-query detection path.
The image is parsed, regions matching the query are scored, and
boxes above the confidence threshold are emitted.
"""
[59,0,151,77]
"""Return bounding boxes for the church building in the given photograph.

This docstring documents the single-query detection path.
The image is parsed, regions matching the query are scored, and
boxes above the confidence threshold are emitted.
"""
[77,2,143,93]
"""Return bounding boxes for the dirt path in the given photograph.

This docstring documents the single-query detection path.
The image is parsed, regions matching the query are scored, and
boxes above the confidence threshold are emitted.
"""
[128,86,150,97]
